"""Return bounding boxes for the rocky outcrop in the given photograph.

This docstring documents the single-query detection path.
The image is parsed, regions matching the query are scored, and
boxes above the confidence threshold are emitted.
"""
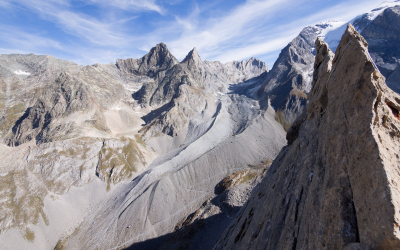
[116,43,179,77]
[135,47,269,137]
[225,57,268,83]
[253,25,318,129]
[214,24,400,250]
[5,71,99,146]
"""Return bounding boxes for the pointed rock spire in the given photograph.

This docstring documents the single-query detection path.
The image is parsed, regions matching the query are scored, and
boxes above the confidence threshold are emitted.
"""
[182,47,201,63]
[116,42,179,77]
[214,23,400,250]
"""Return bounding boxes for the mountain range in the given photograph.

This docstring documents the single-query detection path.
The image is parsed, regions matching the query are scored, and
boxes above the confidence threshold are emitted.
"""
[1,1,400,250]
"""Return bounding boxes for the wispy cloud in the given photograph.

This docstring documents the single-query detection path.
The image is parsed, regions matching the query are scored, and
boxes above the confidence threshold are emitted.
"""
[174,4,200,31]
[166,0,295,60]
[160,0,393,66]
[88,0,164,15]
[0,25,63,51]
[6,0,135,46]
[0,0,396,67]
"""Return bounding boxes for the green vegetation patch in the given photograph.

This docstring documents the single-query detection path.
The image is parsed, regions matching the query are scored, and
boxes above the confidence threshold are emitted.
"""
[23,227,35,242]
[0,103,26,134]
[274,110,292,132]
[98,137,146,189]
[0,169,47,237]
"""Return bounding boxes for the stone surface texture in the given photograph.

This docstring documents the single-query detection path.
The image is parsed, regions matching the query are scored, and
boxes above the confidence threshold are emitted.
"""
[214,24,400,250]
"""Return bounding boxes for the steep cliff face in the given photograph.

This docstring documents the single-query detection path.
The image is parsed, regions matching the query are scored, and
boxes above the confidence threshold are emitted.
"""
[215,24,400,250]
[235,21,343,131]
[257,25,317,129]
[245,3,400,131]
[362,5,400,78]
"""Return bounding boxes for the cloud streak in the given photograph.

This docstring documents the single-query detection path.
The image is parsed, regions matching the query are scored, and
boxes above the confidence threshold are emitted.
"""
[88,0,164,15]
[0,0,396,67]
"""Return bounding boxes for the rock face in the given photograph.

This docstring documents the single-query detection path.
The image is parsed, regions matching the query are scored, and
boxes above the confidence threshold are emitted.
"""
[362,5,400,78]
[225,57,268,83]
[116,43,179,77]
[387,63,400,93]
[255,25,318,129]
[232,21,343,131]
[134,46,268,137]
[240,3,400,131]
[214,24,400,250]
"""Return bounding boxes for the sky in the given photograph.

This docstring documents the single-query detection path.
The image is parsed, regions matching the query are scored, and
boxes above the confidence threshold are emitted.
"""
[0,0,391,68]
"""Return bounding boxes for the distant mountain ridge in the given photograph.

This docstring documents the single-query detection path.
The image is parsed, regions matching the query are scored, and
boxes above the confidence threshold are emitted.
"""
[0,40,281,250]
[234,2,400,131]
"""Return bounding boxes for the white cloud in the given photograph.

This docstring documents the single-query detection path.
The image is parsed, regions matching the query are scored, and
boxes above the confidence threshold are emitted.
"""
[174,4,200,31]
[0,0,396,67]
[0,25,63,51]
[88,0,164,14]
[165,0,295,60]
[2,0,139,47]
[162,0,395,64]
[211,35,296,63]
[56,11,128,46]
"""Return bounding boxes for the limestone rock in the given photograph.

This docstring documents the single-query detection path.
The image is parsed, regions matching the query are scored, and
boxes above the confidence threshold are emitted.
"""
[116,43,179,77]
[134,47,268,137]
[214,24,400,250]
[236,24,324,130]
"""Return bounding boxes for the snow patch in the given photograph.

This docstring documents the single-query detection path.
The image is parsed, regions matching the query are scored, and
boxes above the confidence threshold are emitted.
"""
[322,1,400,52]
[14,70,31,76]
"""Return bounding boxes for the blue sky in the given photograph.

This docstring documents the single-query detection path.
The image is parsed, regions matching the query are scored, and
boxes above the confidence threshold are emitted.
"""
[0,0,388,68]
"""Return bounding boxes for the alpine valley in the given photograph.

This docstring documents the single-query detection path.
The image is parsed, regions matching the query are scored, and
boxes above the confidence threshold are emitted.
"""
[1,1,400,250]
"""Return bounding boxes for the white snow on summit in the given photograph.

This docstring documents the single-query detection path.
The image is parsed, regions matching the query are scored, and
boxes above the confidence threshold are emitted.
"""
[14,70,31,75]
[323,0,400,52]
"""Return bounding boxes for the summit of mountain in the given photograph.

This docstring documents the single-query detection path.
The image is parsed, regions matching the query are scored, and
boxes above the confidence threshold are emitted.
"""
[116,43,179,77]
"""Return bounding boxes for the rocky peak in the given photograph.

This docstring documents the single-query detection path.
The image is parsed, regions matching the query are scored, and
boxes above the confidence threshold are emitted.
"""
[214,24,400,250]
[116,42,179,77]
[145,42,173,66]
[181,47,203,70]
[231,57,268,72]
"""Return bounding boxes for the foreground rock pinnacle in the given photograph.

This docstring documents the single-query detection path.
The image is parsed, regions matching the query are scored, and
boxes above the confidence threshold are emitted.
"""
[214,24,400,250]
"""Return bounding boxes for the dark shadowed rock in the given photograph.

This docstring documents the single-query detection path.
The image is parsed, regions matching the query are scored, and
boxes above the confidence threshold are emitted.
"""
[362,6,400,77]
[387,63,400,93]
